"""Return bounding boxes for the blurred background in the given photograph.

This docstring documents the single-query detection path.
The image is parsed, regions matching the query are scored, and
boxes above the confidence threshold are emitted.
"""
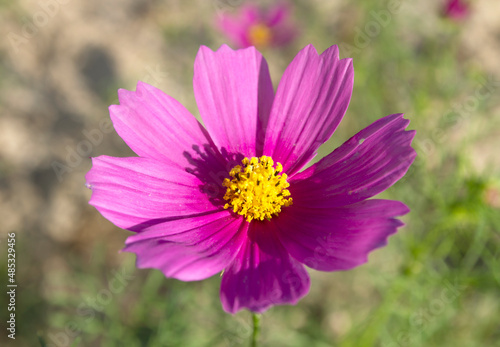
[1,0,499,346]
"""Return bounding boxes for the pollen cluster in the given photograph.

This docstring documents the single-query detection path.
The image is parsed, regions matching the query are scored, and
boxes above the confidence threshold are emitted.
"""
[223,156,292,222]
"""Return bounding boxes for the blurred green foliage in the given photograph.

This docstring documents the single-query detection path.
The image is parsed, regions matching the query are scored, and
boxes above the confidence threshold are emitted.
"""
[1,0,499,346]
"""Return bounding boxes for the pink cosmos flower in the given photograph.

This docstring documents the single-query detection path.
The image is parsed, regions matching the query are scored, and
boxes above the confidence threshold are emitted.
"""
[216,2,298,49]
[443,0,469,20]
[86,44,416,314]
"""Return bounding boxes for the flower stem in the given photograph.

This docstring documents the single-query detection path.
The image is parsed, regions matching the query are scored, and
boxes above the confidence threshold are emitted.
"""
[251,313,260,347]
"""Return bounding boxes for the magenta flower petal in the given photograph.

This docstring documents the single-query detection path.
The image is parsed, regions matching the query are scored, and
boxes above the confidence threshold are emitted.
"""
[271,25,299,47]
[242,3,260,23]
[263,45,354,176]
[443,0,469,20]
[266,3,289,27]
[123,212,247,281]
[275,200,408,271]
[194,45,274,157]
[124,210,232,242]
[290,114,416,208]
[109,81,219,167]
[220,221,310,314]
[265,3,299,46]
[216,11,250,48]
[86,156,222,231]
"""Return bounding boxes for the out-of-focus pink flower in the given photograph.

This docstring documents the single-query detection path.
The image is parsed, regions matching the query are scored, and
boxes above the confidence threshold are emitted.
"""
[217,2,298,49]
[443,0,470,20]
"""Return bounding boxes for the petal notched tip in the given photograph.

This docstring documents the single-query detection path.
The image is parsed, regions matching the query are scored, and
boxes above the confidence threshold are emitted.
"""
[198,44,262,59]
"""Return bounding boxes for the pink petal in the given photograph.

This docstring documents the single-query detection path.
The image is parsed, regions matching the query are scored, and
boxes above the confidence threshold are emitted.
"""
[110,81,221,168]
[290,114,416,208]
[220,221,310,314]
[216,13,251,48]
[241,3,261,23]
[125,210,233,242]
[123,212,247,281]
[263,45,354,176]
[444,0,469,20]
[193,45,274,159]
[265,3,290,27]
[271,24,299,46]
[276,200,408,271]
[267,3,299,47]
[86,156,224,231]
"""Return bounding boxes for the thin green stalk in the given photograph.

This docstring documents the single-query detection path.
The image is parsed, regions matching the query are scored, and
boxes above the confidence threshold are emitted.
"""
[251,313,260,347]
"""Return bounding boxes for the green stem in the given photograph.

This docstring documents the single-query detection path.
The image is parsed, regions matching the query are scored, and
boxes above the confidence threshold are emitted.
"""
[251,313,260,347]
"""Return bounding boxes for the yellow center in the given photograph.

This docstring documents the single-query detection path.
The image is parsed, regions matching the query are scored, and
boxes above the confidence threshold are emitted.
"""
[248,23,272,48]
[223,156,293,222]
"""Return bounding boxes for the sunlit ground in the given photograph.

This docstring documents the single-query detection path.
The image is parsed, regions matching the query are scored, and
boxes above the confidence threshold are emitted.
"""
[0,0,499,346]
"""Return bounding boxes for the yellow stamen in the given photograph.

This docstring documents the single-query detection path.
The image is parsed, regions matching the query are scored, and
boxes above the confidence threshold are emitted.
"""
[248,23,272,48]
[222,156,293,222]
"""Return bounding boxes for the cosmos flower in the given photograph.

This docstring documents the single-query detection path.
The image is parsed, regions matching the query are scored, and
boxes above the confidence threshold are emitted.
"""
[216,2,298,49]
[86,44,416,314]
[443,0,469,20]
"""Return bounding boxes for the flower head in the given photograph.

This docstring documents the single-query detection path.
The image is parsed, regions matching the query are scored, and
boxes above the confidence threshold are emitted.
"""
[216,2,298,49]
[86,44,416,314]
[443,0,470,20]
